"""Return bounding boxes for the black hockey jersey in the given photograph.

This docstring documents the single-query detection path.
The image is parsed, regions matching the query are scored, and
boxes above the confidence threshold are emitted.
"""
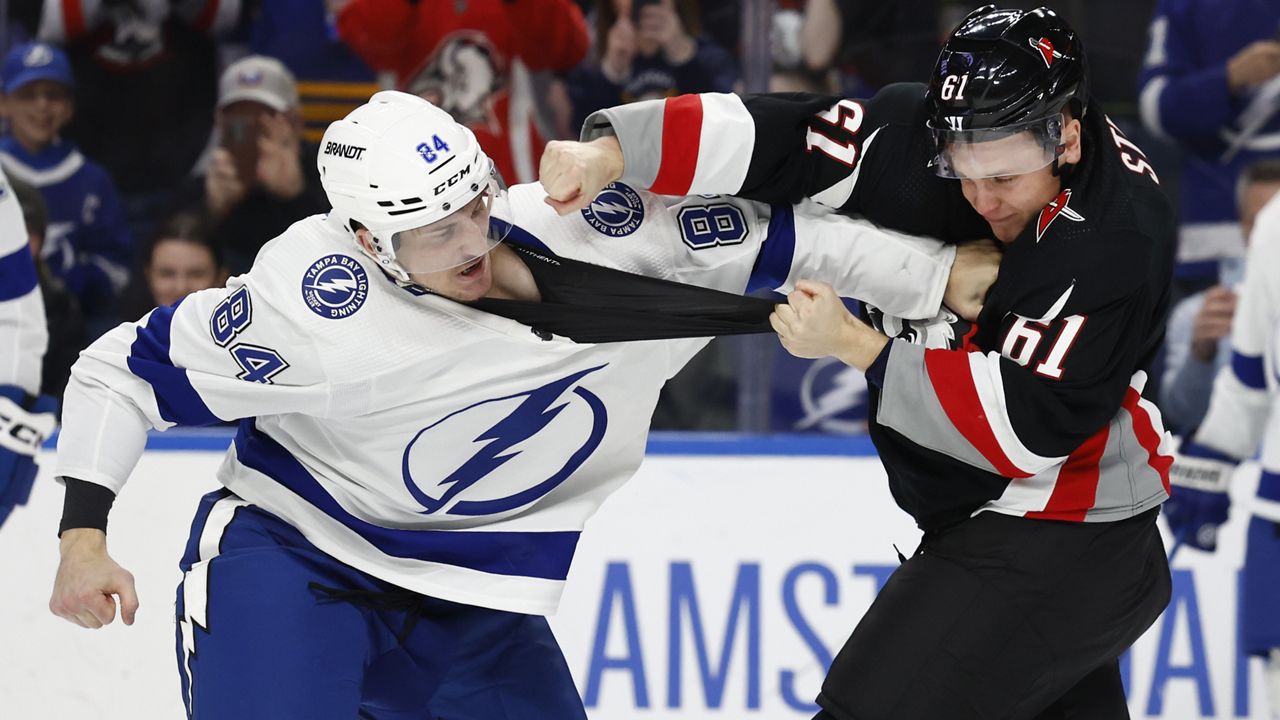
[585,85,1177,530]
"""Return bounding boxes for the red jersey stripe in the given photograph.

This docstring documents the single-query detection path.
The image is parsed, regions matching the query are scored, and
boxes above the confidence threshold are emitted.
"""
[1124,387,1173,495]
[650,95,703,196]
[924,349,1028,478]
[62,0,86,38]
[1026,422,1108,521]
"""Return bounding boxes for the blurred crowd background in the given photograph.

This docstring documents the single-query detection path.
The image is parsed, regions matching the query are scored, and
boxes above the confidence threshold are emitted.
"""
[3,0,1276,441]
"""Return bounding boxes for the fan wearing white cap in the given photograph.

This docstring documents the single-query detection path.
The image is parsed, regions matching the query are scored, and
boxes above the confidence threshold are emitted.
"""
[49,89,991,718]
[203,55,329,274]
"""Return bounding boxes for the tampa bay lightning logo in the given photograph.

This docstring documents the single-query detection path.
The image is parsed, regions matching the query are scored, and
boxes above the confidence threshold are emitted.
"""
[581,183,644,237]
[301,254,369,319]
[402,365,609,516]
[797,358,869,434]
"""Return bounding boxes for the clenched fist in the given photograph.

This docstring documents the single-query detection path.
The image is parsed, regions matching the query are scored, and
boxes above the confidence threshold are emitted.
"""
[540,136,626,215]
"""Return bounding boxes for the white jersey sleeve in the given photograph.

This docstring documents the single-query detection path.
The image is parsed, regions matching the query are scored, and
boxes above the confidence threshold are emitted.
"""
[509,183,954,320]
[55,225,344,493]
[1193,195,1280,460]
[0,166,46,395]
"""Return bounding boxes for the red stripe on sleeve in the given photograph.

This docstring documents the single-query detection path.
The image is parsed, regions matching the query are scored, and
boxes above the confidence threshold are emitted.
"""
[649,95,703,196]
[62,0,87,38]
[923,349,1029,478]
[1026,423,1107,522]
[1123,387,1172,495]
[193,0,220,33]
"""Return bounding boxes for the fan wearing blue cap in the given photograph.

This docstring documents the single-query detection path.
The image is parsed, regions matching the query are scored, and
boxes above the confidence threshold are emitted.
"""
[0,41,133,341]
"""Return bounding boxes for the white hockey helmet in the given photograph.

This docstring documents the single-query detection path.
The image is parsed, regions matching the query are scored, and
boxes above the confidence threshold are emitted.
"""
[317,90,503,282]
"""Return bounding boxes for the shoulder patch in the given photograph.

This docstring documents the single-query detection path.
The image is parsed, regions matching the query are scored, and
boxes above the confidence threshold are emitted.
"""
[1035,189,1085,242]
[301,254,370,319]
[581,183,645,237]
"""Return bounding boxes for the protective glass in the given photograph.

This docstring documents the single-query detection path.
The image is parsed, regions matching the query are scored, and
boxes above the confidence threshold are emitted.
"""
[384,175,509,274]
[929,114,1064,179]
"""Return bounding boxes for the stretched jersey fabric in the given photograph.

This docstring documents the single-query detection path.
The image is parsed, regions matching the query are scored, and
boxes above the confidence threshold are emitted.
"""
[0,163,46,395]
[586,87,1177,530]
[55,182,954,614]
[1137,0,1280,276]
[1189,194,1280,523]
[0,137,132,319]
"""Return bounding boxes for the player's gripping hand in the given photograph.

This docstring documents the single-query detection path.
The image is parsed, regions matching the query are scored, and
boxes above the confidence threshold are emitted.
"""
[771,280,889,370]
[1164,442,1235,552]
[0,386,57,529]
[945,239,1001,322]
[50,528,139,629]
[540,136,625,215]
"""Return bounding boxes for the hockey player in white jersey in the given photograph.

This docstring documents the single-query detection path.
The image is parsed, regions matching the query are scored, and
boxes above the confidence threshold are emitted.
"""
[1166,191,1280,718]
[48,91,991,719]
[0,162,55,530]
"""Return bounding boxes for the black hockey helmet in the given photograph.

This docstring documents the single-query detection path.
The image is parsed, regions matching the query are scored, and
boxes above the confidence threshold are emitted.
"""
[925,5,1089,179]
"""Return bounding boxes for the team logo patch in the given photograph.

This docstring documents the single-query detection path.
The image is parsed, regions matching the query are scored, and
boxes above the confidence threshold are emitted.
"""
[402,365,609,516]
[1035,189,1085,242]
[581,183,645,237]
[1030,37,1055,67]
[301,254,370,319]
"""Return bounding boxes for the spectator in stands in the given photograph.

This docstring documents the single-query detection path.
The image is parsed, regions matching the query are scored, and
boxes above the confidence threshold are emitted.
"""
[39,0,230,246]
[1161,159,1280,434]
[569,0,737,132]
[238,0,381,147]
[0,41,132,342]
[1138,0,1280,294]
[136,211,227,314]
[10,175,84,406]
[795,0,940,98]
[336,0,589,184]
[173,56,328,275]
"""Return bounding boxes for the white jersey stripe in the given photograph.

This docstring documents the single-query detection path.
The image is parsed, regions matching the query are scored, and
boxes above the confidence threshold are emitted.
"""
[689,93,756,194]
[967,351,1066,476]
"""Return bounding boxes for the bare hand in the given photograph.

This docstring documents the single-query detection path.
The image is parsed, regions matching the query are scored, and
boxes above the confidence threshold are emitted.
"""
[603,15,637,81]
[638,0,695,64]
[1228,40,1280,92]
[945,239,1001,322]
[770,280,888,370]
[539,137,626,215]
[49,529,139,629]
[206,147,247,219]
[1191,286,1236,362]
[257,112,305,200]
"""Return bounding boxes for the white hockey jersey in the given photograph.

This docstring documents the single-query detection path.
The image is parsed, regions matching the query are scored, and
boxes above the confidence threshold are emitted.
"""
[1193,194,1280,523]
[0,163,45,396]
[56,182,954,614]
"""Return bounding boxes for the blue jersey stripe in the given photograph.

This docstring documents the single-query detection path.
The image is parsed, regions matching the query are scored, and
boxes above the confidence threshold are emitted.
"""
[747,204,796,293]
[1258,470,1280,504]
[234,420,581,580]
[0,244,38,300]
[1179,440,1240,463]
[126,302,222,427]
[1231,350,1266,391]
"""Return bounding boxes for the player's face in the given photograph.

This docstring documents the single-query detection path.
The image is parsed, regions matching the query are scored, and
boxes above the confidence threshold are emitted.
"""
[952,123,1081,243]
[4,80,73,150]
[147,239,226,308]
[402,193,496,301]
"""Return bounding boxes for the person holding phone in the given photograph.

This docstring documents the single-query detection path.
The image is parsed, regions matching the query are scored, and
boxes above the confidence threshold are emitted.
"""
[177,56,329,275]
[567,0,738,132]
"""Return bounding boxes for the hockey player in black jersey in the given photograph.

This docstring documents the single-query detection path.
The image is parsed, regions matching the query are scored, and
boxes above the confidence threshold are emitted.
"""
[545,6,1176,719]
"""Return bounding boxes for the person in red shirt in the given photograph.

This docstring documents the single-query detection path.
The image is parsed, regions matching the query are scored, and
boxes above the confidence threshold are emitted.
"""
[336,0,589,184]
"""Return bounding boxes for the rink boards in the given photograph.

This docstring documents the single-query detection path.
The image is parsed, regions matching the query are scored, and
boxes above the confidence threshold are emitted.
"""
[0,431,1267,719]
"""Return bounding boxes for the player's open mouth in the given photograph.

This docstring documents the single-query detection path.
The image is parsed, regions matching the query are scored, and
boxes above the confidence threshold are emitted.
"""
[458,257,484,277]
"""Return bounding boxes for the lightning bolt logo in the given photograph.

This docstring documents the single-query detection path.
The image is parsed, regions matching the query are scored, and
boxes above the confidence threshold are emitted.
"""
[307,276,358,295]
[402,365,609,516]
[589,199,635,220]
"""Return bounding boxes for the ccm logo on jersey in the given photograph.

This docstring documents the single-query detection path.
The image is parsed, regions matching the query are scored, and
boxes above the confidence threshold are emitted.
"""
[323,142,366,160]
[1035,188,1085,242]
